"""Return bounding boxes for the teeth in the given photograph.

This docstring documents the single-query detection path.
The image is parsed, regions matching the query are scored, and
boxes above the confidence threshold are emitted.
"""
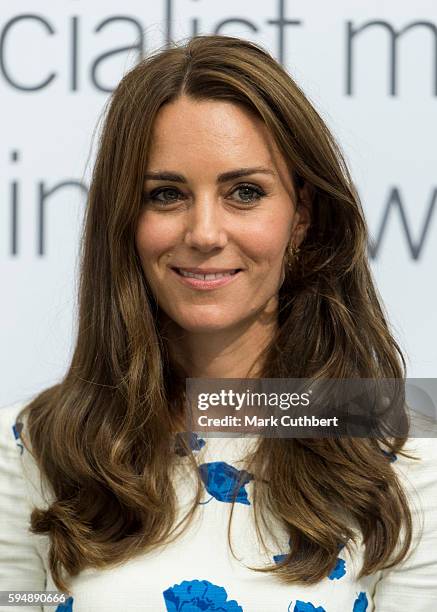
[178,270,237,280]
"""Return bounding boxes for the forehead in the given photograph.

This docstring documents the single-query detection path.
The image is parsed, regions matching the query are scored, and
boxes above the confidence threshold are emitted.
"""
[147,96,291,183]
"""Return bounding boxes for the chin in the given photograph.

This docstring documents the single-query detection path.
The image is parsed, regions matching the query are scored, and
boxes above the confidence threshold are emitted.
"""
[174,314,238,334]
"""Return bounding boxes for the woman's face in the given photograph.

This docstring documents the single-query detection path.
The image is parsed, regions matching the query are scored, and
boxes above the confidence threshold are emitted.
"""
[135,95,310,333]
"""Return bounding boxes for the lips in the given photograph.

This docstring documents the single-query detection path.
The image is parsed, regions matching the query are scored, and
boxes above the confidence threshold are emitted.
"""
[172,267,241,274]
[170,266,243,290]
[173,268,240,279]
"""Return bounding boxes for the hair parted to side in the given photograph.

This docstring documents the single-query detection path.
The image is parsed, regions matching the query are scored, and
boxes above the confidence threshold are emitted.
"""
[17,34,416,594]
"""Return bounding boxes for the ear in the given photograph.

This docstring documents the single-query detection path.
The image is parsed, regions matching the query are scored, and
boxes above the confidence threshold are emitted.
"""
[292,181,312,246]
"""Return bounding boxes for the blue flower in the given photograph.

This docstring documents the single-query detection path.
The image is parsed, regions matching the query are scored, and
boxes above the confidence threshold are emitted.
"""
[163,579,243,611]
[353,592,368,611]
[55,596,73,611]
[11,422,24,455]
[327,541,347,579]
[273,537,293,564]
[381,449,397,462]
[328,557,346,580]
[288,601,326,612]
[275,539,347,581]
[174,432,206,456]
[198,462,253,505]
[273,552,288,563]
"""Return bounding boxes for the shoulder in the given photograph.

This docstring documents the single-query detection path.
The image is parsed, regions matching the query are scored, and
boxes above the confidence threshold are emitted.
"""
[0,398,37,524]
[0,399,35,488]
[373,427,437,606]
[0,399,30,458]
[0,400,49,591]
[0,398,52,508]
[390,424,437,529]
[391,414,437,501]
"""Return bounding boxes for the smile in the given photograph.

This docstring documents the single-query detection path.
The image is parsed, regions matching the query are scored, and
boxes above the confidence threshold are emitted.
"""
[170,267,243,290]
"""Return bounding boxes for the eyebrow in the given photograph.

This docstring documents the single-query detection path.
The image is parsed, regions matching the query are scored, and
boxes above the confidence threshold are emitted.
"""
[143,166,276,184]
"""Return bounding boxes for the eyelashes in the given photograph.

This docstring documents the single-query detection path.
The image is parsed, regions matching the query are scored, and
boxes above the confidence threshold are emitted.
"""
[142,183,267,206]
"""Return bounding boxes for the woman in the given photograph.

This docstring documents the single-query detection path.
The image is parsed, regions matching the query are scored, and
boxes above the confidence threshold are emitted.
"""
[0,34,436,612]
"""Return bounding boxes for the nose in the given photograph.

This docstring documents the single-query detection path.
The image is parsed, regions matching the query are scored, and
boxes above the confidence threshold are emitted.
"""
[183,196,228,252]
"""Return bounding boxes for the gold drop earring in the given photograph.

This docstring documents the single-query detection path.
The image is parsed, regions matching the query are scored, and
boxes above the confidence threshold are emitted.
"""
[286,243,301,268]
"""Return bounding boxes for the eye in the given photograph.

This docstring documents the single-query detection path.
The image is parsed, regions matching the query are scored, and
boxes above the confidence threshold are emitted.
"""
[143,187,184,205]
[142,183,267,207]
[230,183,266,204]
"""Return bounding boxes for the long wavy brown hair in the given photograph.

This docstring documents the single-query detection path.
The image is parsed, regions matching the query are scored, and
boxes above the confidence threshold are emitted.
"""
[17,34,417,595]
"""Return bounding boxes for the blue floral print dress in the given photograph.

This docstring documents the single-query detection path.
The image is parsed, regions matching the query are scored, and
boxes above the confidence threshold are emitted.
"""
[1,401,437,611]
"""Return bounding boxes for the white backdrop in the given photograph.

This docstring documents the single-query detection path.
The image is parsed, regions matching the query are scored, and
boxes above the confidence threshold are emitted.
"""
[1,0,436,408]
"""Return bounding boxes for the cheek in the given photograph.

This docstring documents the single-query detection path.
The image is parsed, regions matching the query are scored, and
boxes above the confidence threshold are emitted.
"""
[135,214,178,264]
[240,217,291,264]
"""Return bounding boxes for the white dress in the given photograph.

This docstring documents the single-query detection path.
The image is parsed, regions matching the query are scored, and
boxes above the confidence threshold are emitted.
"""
[1,400,437,612]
